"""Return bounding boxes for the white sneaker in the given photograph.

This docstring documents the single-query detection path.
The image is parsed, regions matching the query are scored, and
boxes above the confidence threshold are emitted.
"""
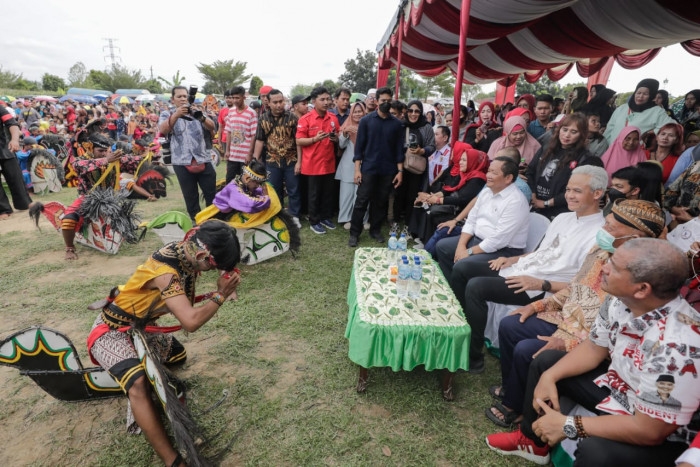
[343,222,351,230]
[291,216,302,228]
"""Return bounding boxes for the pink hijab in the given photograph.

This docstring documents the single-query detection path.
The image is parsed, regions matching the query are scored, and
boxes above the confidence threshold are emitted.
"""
[487,115,541,163]
[601,126,646,183]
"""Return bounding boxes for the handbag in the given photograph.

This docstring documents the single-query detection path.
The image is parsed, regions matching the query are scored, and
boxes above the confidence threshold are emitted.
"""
[404,127,426,175]
[185,158,206,174]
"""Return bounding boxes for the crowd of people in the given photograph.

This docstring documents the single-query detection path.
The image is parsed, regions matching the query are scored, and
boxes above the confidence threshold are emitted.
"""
[4,77,700,466]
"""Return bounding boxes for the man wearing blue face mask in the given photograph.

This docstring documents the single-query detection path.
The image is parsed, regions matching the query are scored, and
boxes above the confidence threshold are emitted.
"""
[485,199,665,432]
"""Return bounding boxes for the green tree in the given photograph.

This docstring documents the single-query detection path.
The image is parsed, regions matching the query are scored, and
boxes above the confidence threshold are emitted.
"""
[85,66,147,92]
[157,70,186,88]
[67,62,87,87]
[13,78,39,91]
[143,79,164,94]
[338,49,377,93]
[196,59,251,95]
[249,76,263,95]
[87,69,111,90]
[0,66,23,88]
[516,75,562,97]
[290,83,313,98]
[41,73,65,92]
[423,72,456,99]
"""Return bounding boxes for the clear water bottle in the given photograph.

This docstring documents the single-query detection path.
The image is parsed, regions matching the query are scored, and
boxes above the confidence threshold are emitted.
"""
[409,257,422,299]
[397,233,408,257]
[387,233,398,263]
[397,257,410,298]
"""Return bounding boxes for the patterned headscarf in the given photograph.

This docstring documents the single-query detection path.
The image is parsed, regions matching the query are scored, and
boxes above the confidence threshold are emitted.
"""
[611,199,665,238]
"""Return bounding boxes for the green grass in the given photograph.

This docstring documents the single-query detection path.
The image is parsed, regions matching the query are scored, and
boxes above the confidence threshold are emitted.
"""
[0,165,521,466]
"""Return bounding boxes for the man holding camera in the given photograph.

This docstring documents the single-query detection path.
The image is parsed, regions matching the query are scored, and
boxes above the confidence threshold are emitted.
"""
[159,86,217,223]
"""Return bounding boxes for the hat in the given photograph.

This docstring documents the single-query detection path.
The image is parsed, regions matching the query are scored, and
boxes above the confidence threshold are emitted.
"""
[611,199,665,238]
[291,95,309,106]
[22,137,37,146]
[259,85,273,96]
[553,114,566,124]
[367,88,377,96]
[657,374,675,383]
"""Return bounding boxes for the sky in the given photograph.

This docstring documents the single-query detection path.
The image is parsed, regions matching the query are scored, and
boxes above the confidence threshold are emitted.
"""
[1,0,698,98]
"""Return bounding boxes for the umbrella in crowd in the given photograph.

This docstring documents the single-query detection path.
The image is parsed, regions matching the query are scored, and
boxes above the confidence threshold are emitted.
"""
[135,94,156,102]
[94,93,110,100]
[0,96,15,103]
[113,96,135,104]
[350,92,366,103]
[59,94,98,104]
[34,95,58,102]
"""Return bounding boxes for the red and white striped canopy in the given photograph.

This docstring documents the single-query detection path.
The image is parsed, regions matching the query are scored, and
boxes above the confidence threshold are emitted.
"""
[377,0,700,85]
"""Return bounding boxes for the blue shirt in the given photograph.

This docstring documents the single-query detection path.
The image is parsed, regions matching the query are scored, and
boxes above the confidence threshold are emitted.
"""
[158,109,210,165]
[353,111,405,175]
[666,146,695,187]
[329,108,350,127]
[527,119,547,139]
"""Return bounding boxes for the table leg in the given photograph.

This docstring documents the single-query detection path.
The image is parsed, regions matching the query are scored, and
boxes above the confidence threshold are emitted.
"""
[357,367,368,393]
[441,370,455,401]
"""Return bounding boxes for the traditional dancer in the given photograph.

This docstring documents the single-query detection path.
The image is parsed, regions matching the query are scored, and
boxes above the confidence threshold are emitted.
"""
[87,220,241,466]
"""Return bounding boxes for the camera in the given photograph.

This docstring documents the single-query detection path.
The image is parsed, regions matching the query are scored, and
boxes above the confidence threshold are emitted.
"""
[181,85,204,121]
[408,133,419,149]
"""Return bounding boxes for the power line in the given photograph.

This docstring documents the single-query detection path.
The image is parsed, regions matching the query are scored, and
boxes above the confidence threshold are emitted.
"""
[102,38,122,69]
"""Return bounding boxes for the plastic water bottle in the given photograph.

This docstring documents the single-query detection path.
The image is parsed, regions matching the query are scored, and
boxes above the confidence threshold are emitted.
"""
[387,233,398,263]
[397,258,410,298]
[409,257,422,299]
[397,233,408,257]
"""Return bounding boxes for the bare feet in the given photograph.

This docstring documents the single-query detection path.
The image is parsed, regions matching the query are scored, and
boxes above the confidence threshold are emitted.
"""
[65,247,78,260]
[0,213,11,220]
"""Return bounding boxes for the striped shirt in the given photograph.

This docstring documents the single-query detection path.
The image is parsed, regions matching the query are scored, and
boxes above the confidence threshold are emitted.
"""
[224,107,258,162]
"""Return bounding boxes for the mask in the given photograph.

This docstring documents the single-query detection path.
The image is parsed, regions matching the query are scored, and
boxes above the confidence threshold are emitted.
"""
[459,117,466,124]
[596,229,616,253]
[607,188,628,203]
[378,102,391,114]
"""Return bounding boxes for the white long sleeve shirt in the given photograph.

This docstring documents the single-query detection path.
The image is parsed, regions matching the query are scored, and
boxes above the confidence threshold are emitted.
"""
[462,183,530,253]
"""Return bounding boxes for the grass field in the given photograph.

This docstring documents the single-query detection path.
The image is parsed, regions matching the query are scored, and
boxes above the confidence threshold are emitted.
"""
[0,166,520,466]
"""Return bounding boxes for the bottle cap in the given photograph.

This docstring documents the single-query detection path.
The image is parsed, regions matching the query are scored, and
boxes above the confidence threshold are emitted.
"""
[400,233,406,238]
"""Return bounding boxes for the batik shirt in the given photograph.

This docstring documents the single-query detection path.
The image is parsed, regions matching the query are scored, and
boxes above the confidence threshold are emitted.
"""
[589,295,700,444]
[72,153,141,196]
[255,110,298,166]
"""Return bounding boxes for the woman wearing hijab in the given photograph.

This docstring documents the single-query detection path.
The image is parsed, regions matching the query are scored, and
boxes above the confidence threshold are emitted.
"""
[584,110,609,158]
[409,143,488,245]
[604,78,674,145]
[463,102,502,152]
[601,126,647,182]
[393,100,435,227]
[581,86,617,129]
[515,94,536,122]
[336,102,367,228]
[526,113,602,219]
[487,114,541,165]
[655,90,674,119]
[645,122,684,184]
[678,89,700,136]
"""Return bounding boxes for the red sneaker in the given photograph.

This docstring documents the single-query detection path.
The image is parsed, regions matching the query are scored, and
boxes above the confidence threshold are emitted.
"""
[486,428,551,465]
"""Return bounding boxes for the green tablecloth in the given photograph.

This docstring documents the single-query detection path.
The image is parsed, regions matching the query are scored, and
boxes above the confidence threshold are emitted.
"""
[344,247,470,372]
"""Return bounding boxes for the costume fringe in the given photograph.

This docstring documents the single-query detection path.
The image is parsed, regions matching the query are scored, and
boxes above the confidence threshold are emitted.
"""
[39,134,68,160]
[79,189,141,244]
[28,202,45,229]
[276,210,301,257]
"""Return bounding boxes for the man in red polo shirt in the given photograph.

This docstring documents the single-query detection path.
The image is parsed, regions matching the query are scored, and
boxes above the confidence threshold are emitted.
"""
[296,86,340,234]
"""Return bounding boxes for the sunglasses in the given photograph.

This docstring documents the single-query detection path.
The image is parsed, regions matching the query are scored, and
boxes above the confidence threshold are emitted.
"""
[407,109,421,114]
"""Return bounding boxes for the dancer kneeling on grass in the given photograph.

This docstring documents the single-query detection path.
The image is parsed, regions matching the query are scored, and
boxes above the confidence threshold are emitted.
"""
[87,220,241,467]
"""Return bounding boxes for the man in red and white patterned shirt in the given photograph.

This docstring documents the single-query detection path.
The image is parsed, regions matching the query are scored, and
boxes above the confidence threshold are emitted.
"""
[224,86,258,183]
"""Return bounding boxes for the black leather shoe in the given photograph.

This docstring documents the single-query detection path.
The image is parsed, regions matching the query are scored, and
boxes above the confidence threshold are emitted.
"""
[468,356,485,374]
[348,235,359,247]
[369,232,385,243]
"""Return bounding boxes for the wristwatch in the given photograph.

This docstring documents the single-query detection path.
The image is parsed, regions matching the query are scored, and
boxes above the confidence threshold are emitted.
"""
[563,416,578,440]
[467,248,473,256]
[544,199,551,207]
[541,280,552,292]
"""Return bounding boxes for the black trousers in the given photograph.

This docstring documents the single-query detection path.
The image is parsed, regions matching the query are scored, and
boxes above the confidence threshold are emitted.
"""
[350,173,394,237]
[225,161,245,184]
[0,156,32,215]
[392,170,424,225]
[173,163,217,222]
[521,350,687,466]
[307,173,334,225]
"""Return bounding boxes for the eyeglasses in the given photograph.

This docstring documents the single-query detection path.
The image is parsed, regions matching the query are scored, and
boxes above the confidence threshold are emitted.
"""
[407,109,421,114]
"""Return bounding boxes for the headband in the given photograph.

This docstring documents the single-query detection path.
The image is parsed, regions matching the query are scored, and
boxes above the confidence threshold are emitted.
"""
[243,165,267,181]
[611,199,665,238]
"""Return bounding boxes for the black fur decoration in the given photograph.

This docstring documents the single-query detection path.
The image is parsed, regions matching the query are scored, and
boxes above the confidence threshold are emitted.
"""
[79,188,141,244]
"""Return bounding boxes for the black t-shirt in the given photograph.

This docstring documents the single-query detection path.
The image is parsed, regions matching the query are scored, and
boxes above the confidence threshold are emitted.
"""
[0,105,19,160]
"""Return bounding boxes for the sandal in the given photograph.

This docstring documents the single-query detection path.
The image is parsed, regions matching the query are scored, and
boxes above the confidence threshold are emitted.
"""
[489,385,504,401]
[485,401,520,428]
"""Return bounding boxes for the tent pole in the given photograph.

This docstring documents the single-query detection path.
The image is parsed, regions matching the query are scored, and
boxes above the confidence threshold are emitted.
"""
[452,0,472,145]
[395,14,404,99]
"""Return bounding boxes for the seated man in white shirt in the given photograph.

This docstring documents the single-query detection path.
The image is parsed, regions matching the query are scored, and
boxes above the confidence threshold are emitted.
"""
[464,165,607,373]
[436,156,531,318]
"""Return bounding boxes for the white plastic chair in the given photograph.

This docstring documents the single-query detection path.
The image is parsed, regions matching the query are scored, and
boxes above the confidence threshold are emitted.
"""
[484,212,551,350]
